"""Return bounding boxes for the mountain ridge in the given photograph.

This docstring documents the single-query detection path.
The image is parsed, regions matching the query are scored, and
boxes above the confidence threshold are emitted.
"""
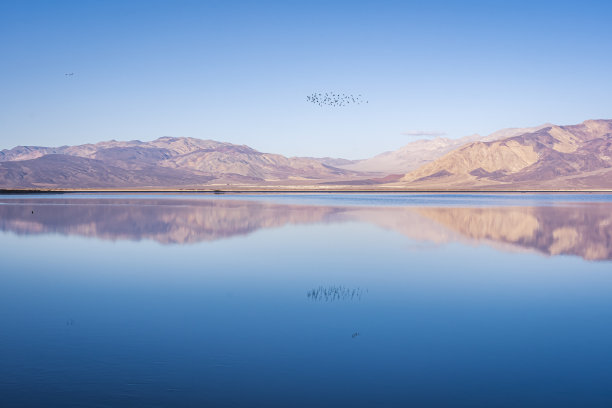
[0,137,360,188]
[397,119,612,189]
[2,119,611,190]
[336,123,551,174]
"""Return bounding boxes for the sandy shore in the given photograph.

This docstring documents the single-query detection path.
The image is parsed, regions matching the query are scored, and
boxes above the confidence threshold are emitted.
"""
[2,188,612,194]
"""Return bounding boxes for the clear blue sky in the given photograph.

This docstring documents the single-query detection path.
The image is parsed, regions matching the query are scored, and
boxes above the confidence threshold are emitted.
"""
[1,0,611,158]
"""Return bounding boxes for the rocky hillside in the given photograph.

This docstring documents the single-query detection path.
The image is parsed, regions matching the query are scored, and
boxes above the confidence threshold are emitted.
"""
[398,120,612,189]
[0,137,358,188]
[2,119,611,190]
[338,124,550,174]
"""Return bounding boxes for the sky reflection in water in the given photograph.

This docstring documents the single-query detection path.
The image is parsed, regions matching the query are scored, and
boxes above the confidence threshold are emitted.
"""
[1,194,612,407]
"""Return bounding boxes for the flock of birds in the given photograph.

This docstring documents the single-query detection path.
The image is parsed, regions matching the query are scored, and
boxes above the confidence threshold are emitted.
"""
[306,285,367,302]
[307,286,365,339]
[61,75,366,109]
[306,92,368,107]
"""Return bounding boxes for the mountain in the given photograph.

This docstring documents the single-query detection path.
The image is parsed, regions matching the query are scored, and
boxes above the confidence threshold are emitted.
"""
[0,154,217,188]
[2,119,611,190]
[397,119,612,189]
[0,137,360,188]
[337,124,551,174]
[302,157,359,167]
[337,134,482,174]
[481,123,553,142]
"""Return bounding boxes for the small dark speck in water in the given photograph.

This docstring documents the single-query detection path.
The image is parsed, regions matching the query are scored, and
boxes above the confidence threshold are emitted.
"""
[31,210,34,214]
[352,332,360,339]
[66,319,75,326]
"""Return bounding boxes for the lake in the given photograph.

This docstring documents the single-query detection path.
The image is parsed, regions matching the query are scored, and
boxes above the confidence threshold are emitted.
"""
[1,193,612,407]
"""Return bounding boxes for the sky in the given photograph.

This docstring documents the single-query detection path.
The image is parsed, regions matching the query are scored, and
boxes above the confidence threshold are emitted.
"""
[1,0,611,159]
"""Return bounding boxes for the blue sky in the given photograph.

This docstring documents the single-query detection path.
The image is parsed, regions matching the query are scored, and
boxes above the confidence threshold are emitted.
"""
[1,0,611,158]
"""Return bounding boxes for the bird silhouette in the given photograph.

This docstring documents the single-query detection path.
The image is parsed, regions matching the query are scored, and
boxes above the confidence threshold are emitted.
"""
[306,92,368,107]
[306,285,366,302]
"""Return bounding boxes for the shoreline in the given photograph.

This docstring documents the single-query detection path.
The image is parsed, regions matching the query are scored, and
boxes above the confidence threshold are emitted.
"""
[2,188,612,195]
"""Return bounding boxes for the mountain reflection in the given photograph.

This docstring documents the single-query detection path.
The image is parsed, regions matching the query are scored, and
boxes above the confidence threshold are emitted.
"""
[0,197,611,261]
[0,198,346,244]
[413,205,612,261]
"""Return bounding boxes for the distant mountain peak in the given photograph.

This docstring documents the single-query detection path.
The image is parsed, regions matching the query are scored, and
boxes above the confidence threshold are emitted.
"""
[0,136,361,189]
[2,119,610,190]
[396,119,612,190]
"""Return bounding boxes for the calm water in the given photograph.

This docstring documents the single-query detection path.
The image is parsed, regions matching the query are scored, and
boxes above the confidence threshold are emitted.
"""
[1,193,612,407]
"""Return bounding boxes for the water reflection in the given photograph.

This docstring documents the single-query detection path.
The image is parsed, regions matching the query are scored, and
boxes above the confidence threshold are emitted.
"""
[0,196,611,261]
[413,206,612,261]
[306,285,367,302]
[0,198,346,244]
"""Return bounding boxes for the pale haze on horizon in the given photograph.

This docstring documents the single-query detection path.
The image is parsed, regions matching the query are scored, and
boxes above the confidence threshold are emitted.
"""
[1,0,611,159]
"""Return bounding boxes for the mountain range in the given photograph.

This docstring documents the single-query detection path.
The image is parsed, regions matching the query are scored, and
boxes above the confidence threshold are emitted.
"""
[0,137,357,188]
[1,119,611,190]
[335,123,551,174]
[397,119,612,190]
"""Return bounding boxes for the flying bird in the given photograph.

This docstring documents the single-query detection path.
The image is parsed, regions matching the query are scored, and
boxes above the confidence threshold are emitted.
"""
[306,92,368,107]
[65,73,74,77]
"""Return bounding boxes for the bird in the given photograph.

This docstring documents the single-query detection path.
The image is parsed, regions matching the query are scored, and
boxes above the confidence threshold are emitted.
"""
[306,92,368,107]
[65,73,74,77]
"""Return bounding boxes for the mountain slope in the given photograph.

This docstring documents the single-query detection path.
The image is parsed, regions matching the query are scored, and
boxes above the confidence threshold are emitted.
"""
[398,120,612,189]
[2,120,611,190]
[337,123,550,174]
[0,154,216,188]
[338,134,482,174]
[0,137,359,188]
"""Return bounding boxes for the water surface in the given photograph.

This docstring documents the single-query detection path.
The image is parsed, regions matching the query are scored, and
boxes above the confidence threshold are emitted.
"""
[1,193,611,407]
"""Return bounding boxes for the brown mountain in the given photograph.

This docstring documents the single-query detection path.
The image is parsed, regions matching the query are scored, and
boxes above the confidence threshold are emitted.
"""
[0,137,359,188]
[337,123,551,174]
[0,154,217,188]
[2,119,611,190]
[398,119,612,189]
